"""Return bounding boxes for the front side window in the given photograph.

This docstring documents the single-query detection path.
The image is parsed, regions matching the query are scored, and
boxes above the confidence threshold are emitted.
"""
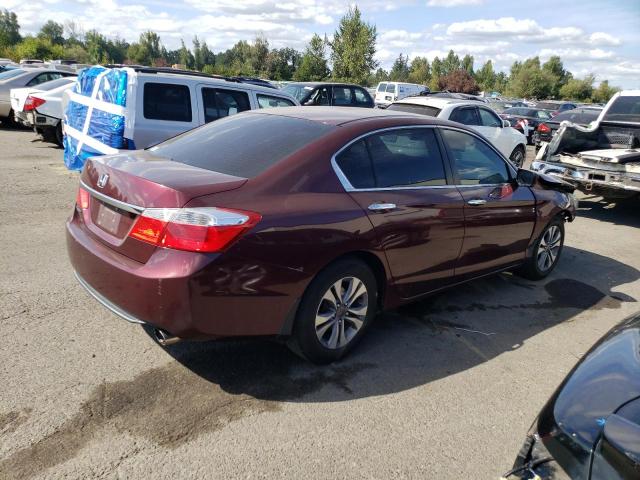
[143,82,192,122]
[306,87,329,106]
[603,96,640,122]
[441,129,510,185]
[256,94,295,109]
[335,128,447,189]
[202,88,250,123]
[478,108,502,127]
[27,72,61,86]
[450,107,480,126]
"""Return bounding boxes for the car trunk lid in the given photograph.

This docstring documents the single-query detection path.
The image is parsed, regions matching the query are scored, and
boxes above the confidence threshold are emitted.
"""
[79,150,247,263]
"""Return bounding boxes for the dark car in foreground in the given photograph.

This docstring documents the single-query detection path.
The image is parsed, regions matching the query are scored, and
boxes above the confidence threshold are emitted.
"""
[282,82,374,108]
[500,107,554,144]
[506,312,640,479]
[533,107,603,148]
[67,107,575,363]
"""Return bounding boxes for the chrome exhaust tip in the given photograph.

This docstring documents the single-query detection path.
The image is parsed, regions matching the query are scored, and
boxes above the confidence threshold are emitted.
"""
[154,328,181,346]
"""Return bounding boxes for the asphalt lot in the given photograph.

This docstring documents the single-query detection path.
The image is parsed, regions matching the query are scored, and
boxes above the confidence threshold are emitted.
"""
[1,129,639,480]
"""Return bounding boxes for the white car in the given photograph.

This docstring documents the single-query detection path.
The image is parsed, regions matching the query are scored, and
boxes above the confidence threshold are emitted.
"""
[10,76,77,126]
[387,96,528,167]
[374,81,428,107]
[29,82,76,146]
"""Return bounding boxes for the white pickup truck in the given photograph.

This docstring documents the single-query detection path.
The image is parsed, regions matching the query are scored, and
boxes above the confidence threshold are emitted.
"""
[532,90,640,200]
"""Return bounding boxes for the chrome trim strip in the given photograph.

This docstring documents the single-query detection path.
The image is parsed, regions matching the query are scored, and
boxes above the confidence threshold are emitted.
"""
[80,180,145,215]
[74,271,147,325]
[330,124,516,193]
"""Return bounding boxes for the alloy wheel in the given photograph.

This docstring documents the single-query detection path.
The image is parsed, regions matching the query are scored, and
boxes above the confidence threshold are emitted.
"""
[315,276,368,350]
[537,225,562,272]
[511,148,525,168]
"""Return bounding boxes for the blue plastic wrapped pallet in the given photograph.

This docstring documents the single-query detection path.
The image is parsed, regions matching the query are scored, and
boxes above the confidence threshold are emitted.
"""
[63,66,136,171]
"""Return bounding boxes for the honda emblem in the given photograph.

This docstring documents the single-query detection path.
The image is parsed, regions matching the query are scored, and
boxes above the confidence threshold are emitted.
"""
[97,173,109,188]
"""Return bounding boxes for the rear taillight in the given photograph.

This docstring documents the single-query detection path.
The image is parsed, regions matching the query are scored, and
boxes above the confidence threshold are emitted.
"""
[76,186,90,210]
[24,95,46,111]
[537,123,551,133]
[128,207,261,253]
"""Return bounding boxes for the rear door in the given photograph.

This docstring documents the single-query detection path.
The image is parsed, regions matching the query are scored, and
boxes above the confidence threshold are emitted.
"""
[135,80,199,148]
[439,127,536,277]
[334,127,465,298]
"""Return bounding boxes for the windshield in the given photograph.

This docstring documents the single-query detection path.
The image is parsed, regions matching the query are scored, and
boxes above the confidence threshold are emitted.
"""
[282,84,311,101]
[603,96,640,123]
[0,68,25,81]
[385,84,396,93]
[149,113,335,178]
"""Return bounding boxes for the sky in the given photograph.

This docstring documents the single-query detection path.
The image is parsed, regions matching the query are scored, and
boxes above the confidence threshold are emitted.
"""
[4,0,640,88]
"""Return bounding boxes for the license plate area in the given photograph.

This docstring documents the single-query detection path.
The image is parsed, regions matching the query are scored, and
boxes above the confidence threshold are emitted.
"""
[92,200,136,238]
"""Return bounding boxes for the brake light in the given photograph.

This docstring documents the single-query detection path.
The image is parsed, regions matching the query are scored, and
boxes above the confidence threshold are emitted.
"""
[76,186,90,210]
[128,207,261,253]
[537,123,551,133]
[24,95,46,111]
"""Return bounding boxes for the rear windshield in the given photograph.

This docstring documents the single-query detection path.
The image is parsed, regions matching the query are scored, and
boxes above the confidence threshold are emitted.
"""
[603,96,640,123]
[554,109,600,125]
[386,84,396,93]
[535,102,560,110]
[387,103,441,117]
[39,77,76,91]
[0,68,25,80]
[377,83,387,92]
[148,113,335,178]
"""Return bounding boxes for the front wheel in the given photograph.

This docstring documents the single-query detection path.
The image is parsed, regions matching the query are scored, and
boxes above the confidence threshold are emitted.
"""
[290,258,378,364]
[516,218,565,280]
[509,145,526,168]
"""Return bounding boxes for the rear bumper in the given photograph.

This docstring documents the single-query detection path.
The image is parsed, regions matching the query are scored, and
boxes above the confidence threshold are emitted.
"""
[66,209,302,339]
[531,160,640,194]
[33,111,59,127]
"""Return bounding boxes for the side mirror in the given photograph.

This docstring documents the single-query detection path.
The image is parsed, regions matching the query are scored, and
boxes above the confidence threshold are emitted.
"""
[516,168,535,187]
[503,119,511,128]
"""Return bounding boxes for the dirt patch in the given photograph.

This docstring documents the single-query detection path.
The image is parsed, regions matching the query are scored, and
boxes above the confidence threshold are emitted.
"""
[0,409,31,435]
[0,352,373,480]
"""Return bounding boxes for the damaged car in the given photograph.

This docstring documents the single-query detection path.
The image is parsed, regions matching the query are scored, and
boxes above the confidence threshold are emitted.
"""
[532,90,640,200]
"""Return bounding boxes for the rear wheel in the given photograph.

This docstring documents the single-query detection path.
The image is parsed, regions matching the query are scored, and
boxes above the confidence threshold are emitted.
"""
[1,110,17,128]
[517,218,565,280]
[290,258,377,364]
[509,145,526,168]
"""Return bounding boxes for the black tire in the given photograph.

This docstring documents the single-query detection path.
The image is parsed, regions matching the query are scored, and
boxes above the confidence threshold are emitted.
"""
[509,145,526,168]
[516,217,565,280]
[289,258,378,364]
[55,122,63,147]
[1,110,17,129]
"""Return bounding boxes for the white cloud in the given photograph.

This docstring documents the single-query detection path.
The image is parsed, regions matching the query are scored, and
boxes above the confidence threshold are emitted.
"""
[427,0,483,6]
[589,32,621,46]
[539,48,615,62]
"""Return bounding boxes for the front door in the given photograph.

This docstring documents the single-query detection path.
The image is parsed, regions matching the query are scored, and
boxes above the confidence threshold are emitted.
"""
[333,127,465,298]
[439,127,536,277]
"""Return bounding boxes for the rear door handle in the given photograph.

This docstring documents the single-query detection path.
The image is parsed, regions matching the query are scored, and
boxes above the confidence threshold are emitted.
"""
[467,199,487,206]
[368,203,397,212]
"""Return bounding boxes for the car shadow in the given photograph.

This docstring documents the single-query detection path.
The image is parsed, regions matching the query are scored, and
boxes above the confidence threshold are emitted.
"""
[156,246,638,403]
[576,195,640,228]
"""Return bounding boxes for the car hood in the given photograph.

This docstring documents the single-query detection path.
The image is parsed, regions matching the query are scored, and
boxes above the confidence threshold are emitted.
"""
[539,313,640,450]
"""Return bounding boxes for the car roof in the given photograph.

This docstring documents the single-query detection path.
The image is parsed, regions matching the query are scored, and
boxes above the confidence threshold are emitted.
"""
[285,81,363,88]
[248,105,463,127]
[136,71,287,95]
[393,96,482,109]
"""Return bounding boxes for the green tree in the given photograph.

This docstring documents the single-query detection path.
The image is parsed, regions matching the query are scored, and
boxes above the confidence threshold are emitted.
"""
[192,36,203,70]
[266,47,301,80]
[441,50,461,76]
[507,57,555,99]
[38,20,64,46]
[0,10,20,48]
[407,56,430,85]
[429,56,443,91]
[329,6,378,84]
[294,34,329,81]
[63,20,84,46]
[14,36,64,61]
[178,39,194,69]
[461,54,474,75]
[475,60,496,92]
[249,34,269,76]
[85,30,109,63]
[389,53,409,81]
[591,80,619,103]
[559,74,595,101]
[542,55,570,98]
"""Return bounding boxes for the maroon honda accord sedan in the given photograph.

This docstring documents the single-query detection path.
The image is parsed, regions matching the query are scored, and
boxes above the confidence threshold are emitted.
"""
[67,107,576,363]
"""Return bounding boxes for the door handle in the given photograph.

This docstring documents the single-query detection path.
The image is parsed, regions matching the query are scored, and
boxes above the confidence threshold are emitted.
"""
[368,203,397,212]
[467,199,487,206]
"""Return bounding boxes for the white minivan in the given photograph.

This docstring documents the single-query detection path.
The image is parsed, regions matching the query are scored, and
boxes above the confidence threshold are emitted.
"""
[374,81,428,107]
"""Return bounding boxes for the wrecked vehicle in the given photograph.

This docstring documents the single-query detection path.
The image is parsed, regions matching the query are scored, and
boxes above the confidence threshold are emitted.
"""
[532,90,640,200]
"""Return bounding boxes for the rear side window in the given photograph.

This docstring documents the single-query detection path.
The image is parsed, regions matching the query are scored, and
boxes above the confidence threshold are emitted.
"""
[336,128,447,189]
[441,129,509,185]
[202,88,250,123]
[144,83,192,122]
[387,103,441,117]
[332,87,353,106]
[450,107,480,126]
[353,88,371,106]
[257,94,295,109]
[149,113,335,178]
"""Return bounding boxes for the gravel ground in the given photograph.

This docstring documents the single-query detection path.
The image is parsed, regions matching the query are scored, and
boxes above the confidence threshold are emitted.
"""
[1,130,639,480]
